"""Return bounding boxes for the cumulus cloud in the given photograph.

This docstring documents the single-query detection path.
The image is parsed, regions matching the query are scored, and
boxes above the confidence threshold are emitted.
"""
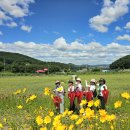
[0,0,34,28]
[116,34,130,41]
[115,26,122,31]
[21,25,32,32]
[89,0,130,32]
[6,22,17,27]
[124,21,130,29]
[0,37,130,65]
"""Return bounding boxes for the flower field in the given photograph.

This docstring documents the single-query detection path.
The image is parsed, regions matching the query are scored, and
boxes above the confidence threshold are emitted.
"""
[0,73,130,130]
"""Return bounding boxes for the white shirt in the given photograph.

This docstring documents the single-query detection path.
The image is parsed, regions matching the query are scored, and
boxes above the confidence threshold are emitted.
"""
[86,81,96,92]
[68,85,75,92]
[75,83,82,91]
[98,84,107,96]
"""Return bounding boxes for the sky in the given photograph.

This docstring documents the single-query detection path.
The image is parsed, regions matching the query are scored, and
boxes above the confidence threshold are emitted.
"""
[0,0,130,65]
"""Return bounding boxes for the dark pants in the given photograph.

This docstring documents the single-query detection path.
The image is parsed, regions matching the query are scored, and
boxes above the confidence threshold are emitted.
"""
[69,102,75,111]
[98,95,105,109]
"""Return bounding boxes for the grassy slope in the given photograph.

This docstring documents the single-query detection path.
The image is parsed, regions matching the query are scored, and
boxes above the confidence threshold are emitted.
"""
[0,73,130,129]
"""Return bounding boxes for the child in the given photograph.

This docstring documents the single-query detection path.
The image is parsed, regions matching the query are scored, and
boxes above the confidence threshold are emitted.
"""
[68,80,75,111]
[53,80,64,113]
[85,79,97,98]
[97,78,108,109]
[75,78,82,92]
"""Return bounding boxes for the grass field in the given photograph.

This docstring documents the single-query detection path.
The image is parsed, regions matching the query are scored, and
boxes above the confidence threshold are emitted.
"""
[0,73,130,130]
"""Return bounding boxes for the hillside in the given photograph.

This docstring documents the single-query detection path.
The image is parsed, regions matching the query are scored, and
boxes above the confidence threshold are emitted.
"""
[110,55,130,69]
[0,51,80,73]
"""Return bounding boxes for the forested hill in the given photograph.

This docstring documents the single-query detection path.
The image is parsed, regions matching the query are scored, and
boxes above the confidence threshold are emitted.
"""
[110,55,130,69]
[0,51,80,73]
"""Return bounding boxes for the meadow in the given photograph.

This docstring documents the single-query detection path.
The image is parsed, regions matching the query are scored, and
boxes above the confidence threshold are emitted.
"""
[0,73,130,130]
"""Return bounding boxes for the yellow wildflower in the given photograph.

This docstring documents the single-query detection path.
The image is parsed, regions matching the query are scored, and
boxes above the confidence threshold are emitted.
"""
[40,127,47,130]
[107,114,116,122]
[68,124,74,130]
[114,101,122,108]
[0,123,3,128]
[44,116,51,124]
[44,87,51,95]
[76,118,83,125]
[80,99,87,106]
[79,108,84,114]
[70,114,78,120]
[94,100,100,107]
[49,111,54,117]
[36,116,43,125]
[13,89,21,95]
[29,94,37,100]
[17,105,23,109]
[57,86,63,92]
[121,92,130,99]
[88,100,94,107]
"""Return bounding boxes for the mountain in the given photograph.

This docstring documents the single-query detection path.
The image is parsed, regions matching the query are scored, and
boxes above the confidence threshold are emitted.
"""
[0,51,80,73]
[110,55,130,69]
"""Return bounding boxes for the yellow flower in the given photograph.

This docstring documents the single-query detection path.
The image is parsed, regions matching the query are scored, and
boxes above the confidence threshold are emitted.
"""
[107,114,116,122]
[0,123,3,128]
[100,115,107,123]
[57,86,63,92]
[68,111,73,115]
[29,94,37,100]
[49,111,54,117]
[85,108,94,119]
[88,100,94,107]
[114,101,122,108]
[40,127,47,130]
[68,124,74,130]
[44,87,51,95]
[94,100,100,107]
[44,116,51,124]
[99,109,107,116]
[110,125,114,130]
[13,89,21,95]
[76,118,83,125]
[121,92,130,99]
[70,114,78,120]
[79,108,84,114]
[36,116,43,125]
[80,99,87,106]
[23,88,27,93]
[17,105,23,109]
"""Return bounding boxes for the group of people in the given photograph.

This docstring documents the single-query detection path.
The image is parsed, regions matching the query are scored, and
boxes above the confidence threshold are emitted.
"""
[53,77,109,114]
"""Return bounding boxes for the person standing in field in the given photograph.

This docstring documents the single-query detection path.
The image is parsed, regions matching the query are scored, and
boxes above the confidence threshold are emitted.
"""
[75,78,82,92]
[85,79,97,98]
[53,81,65,113]
[97,78,108,109]
[68,80,75,111]
[75,78,83,111]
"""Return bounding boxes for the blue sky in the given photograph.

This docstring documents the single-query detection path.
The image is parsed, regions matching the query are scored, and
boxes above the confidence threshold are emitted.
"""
[0,0,130,65]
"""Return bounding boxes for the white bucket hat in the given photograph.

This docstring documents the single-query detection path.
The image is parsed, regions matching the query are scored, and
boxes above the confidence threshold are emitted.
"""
[90,79,96,83]
[76,78,81,81]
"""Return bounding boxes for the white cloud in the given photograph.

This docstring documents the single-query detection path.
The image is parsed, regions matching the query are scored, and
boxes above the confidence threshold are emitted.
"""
[89,0,130,32]
[0,31,3,35]
[115,26,121,31]
[0,0,34,28]
[6,22,17,27]
[116,34,130,41]
[21,25,32,32]
[124,21,130,29]
[0,37,130,65]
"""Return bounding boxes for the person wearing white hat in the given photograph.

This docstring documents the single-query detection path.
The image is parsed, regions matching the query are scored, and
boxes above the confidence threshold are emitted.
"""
[85,79,97,98]
[53,80,65,114]
[75,78,82,92]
